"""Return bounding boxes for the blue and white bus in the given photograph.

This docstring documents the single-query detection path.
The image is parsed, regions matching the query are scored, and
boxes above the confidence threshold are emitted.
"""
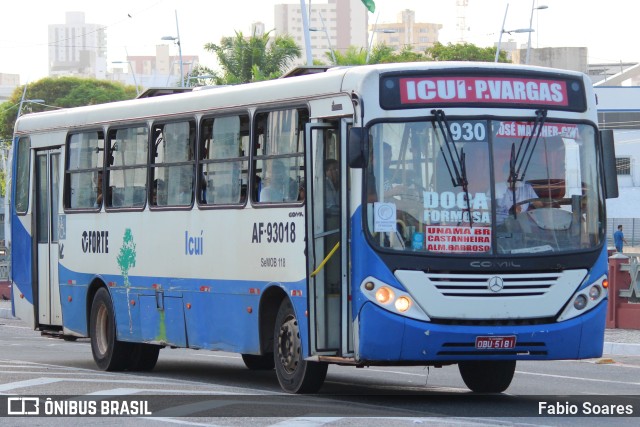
[10,62,618,393]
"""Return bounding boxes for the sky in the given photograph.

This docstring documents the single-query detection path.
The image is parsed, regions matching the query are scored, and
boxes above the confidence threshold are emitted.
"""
[1,0,638,84]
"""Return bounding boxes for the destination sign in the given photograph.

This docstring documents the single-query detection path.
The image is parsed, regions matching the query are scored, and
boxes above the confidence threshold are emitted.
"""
[380,72,586,112]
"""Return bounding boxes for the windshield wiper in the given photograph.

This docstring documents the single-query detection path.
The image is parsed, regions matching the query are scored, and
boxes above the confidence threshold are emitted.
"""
[431,109,472,227]
[508,109,547,218]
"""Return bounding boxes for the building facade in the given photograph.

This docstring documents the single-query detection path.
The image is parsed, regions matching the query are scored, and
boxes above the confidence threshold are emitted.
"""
[48,12,107,79]
[0,73,20,102]
[121,45,199,89]
[511,47,588,74]
[275,0,368,64]
[372,9,442,53]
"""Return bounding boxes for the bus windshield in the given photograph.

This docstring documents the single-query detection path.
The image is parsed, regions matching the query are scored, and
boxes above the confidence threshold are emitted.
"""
[366,118,604,255]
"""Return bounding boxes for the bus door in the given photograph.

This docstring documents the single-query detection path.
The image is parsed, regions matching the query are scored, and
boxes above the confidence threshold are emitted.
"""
[305,121,349,355]
[34,149,62,327]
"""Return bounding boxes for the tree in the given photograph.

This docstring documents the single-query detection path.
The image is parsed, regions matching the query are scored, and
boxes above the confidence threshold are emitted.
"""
[426,42,509,62]
[0,77,137,140]
[324,44,428,66]
[183,64,218,87]
[204,31,301,84]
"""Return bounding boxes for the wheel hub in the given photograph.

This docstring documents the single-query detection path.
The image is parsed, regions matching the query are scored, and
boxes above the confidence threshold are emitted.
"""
[277,316,300,374]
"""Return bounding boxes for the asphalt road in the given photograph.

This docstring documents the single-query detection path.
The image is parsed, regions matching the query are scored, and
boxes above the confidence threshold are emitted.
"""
[1,315,640,426]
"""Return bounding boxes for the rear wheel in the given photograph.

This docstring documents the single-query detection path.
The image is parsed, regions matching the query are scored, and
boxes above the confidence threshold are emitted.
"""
[128,343,161,371]
[458,360,516,393]
[242,353,275,370]
[89,287,131,371]
[273,299,327,393]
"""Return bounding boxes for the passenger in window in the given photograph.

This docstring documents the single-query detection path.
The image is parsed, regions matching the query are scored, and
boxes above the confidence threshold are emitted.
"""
[325,159,339,216]
[151,179,166,206]
[176,168,193,205]
[298,179,306,201]
[94,172,103,207]
[260,160,297,202]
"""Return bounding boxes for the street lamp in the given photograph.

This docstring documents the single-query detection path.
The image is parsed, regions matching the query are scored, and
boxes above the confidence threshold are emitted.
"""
[17,99,45,120]
[495,4,533,62]
[366,28,398,64]
[112,61,139,95]
[526,1,548,64]
[161,10,184,87]
[309,11,336,63]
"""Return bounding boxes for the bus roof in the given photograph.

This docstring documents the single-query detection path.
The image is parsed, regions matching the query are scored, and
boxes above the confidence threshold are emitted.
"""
[14,62,588,135]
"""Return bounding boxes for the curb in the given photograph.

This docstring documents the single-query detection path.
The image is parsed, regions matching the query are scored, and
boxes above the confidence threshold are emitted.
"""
[0,307,14,320]
[602,341,640,357]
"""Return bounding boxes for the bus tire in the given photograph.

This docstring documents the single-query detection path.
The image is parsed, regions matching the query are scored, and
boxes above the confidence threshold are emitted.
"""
[129,343,161,371]
[273,299,327,393]
[242,353,275,370]
[458,360,516,393]
[89,287,131,371]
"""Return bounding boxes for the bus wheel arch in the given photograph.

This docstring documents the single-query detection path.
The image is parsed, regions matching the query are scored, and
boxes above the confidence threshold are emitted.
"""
[242,285,287,371]
[89,286,131,371]
[85,278,106,333]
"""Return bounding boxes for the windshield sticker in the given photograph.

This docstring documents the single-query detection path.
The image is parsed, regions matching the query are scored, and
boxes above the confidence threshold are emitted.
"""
[423,191,490,223]
[373,202,397,232]
[425,225,492,253]
[496,121,579,139]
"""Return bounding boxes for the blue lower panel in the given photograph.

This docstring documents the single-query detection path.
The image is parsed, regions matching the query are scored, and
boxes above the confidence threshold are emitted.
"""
[183,293,261,353]
[357,300,607,362]
[60,284,90,336]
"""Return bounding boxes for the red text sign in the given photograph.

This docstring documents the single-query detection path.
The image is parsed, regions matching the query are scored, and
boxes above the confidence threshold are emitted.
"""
[399,77,568,106]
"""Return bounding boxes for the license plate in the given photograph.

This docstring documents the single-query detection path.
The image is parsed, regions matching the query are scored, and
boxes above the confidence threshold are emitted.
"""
[475,335,516,349]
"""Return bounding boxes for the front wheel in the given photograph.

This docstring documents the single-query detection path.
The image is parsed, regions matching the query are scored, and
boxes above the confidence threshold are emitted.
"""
[89,287,131,371]
[274,299,327,393]
[458,360,516,393]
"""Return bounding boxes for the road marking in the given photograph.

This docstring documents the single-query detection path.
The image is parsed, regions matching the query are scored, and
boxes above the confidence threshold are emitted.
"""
[517,370,640,386]
[0,377,62,392]
[268,417,344,426]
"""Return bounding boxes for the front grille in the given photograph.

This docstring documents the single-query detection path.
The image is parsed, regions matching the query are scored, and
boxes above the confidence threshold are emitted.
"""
[430,317,555,326]
[427,272,561,297]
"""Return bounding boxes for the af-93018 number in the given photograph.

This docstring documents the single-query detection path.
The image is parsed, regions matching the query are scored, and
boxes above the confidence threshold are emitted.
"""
[252,221,297,243]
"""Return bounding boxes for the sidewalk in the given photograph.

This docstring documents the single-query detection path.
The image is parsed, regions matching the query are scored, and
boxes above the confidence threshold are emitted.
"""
[1,300,638,356]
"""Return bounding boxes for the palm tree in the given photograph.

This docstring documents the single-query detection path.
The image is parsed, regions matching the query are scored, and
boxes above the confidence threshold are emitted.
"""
[204,31,301,84]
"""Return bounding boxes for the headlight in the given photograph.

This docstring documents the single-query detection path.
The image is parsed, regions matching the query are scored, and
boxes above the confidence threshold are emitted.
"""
[557,274,608,322]
[360,277,430,321]
[395,296,411,312]
[573,294,588,310]
[375,287,394,304]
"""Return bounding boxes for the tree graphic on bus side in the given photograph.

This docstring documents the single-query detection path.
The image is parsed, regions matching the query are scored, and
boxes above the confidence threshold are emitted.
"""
[117,228,136,288]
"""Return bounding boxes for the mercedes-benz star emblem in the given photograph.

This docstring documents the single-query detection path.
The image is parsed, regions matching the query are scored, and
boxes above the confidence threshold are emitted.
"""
[487,276,504,293]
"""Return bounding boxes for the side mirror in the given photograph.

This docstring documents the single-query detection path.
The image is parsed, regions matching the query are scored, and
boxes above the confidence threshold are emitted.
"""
[600,129,619,199]
[348,127,368,168]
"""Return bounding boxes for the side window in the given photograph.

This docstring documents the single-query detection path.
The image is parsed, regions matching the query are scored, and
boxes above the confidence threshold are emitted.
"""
[106,126,148,208]
[199,114,249,206]
[253,108,307,204]
[15,137,31,214]
[150,120,195,207]
[65,131,104,209]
